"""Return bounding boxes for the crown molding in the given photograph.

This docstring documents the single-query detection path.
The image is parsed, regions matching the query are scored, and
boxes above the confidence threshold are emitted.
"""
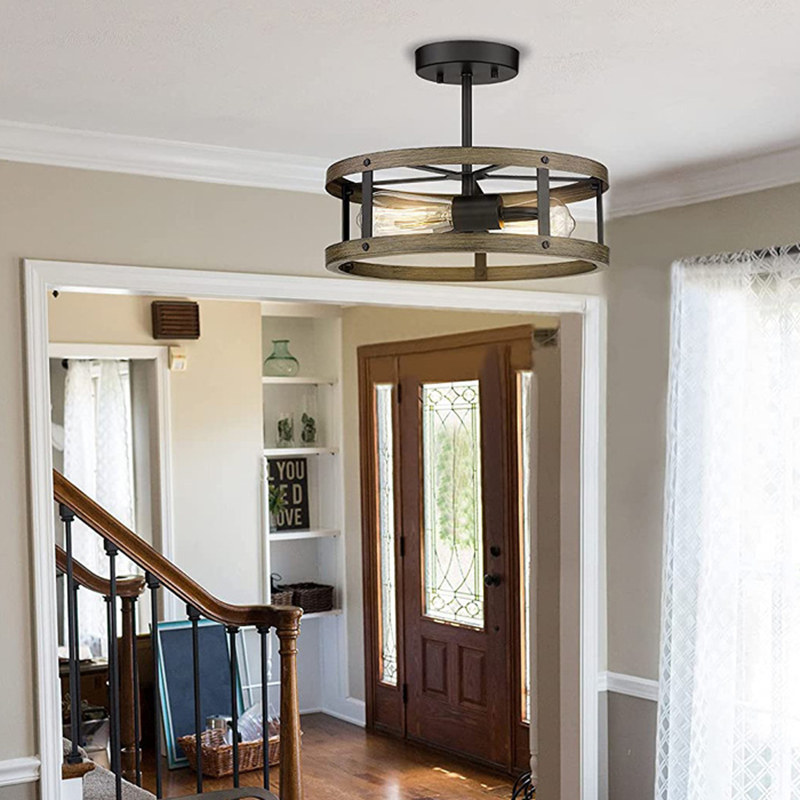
[608,144,800,219]
[2,119,799,218]
[0,119,330,194]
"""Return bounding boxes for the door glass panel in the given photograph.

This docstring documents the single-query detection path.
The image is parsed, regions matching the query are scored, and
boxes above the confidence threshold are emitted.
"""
[518,371,534,724]
[422,380,484,629]
[375,384,398,685]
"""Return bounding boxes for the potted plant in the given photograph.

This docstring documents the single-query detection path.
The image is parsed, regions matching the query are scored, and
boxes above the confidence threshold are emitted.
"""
[269,482,286,531]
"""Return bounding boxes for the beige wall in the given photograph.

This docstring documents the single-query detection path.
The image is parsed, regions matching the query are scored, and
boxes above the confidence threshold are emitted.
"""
[602,182,800,799]
[605,181,800,680]
[47,293,264,603]
[0,784,38,800]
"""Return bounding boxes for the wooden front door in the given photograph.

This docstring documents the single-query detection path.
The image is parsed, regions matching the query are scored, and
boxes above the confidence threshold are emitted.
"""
[359,326,533,772]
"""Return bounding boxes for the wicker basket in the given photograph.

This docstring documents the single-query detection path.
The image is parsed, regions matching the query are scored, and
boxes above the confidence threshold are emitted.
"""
[178,728,279,777]
[271,589,293,606]
[280,582,334,614]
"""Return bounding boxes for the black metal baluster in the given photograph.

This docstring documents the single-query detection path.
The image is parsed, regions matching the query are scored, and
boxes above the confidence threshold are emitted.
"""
[258,626,269,790]
[146,573,163,799]
[104,539,123,800]
[187,605,203,795]
[131,596,142,786]
[60,503,83,764]
[228,626,240,787]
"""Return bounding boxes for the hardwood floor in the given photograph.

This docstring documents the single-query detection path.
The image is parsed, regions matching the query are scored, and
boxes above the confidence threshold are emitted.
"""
[141,713,516,799]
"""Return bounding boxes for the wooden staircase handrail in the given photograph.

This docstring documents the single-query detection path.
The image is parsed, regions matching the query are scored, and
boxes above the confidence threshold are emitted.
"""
[53,470,302,630]
[56,545,146,598]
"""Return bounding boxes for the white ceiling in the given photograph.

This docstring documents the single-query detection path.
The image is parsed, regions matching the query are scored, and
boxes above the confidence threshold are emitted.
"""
[2,0,800,212]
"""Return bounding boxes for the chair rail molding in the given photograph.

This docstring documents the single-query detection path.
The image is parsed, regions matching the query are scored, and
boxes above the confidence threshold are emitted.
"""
[0,756,41,787]
[25,258,604,800]
[598,671,659,703]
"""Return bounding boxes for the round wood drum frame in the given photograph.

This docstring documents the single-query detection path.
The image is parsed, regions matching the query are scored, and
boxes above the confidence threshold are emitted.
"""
[325,146,610,281]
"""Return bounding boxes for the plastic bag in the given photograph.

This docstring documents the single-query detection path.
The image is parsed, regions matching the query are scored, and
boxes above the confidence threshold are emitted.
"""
[237,701,280,743]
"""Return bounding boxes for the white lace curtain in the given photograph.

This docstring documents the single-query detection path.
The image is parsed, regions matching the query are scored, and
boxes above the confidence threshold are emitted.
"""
[63,359,137,657]
[657,246,800,799]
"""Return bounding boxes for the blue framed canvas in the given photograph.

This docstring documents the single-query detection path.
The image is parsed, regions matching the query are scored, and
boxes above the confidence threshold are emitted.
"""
[156,619,244,769]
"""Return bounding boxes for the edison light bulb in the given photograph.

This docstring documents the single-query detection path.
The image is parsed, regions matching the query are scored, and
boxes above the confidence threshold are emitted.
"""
[369,191,453,236]
[361,190,576,237]
[500,194,576,237]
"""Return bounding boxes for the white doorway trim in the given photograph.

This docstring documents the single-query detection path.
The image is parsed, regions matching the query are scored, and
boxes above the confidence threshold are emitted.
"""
[48,342,178,621]
[24,258,605,800]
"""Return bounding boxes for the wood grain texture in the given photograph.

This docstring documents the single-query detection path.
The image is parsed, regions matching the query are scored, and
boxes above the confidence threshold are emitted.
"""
[56,545,146,598]
[326,233,608,281]
[326,146,609,200]
[54,470,302,630]
[138,714,515,800]
[62,761,96,779]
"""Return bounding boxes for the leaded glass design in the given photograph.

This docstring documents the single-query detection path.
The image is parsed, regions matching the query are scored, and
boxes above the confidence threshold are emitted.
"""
[422,380,484,628]
[518,371,533,724]
[375,384,398,685]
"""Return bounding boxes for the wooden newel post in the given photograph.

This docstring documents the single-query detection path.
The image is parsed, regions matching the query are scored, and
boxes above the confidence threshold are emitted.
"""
[277,612,303,800]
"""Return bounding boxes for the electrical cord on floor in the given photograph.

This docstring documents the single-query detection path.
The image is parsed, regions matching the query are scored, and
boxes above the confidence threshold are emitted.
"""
[511,770,536,800]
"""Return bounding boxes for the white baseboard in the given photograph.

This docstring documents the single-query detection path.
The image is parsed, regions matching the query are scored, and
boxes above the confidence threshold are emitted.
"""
[317,697,366,728]
[0,756,40,787]
[598,671,659,702]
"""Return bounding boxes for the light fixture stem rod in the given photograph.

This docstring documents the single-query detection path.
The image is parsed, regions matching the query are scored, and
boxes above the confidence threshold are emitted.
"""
[461,71,473,195]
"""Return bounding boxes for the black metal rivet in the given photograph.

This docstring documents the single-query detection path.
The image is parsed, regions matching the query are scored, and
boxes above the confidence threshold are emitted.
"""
[542,240,551,249]
[541,156,550,164]
[52,290,59,298]
[362,243,370,251]
[363,158,371,167]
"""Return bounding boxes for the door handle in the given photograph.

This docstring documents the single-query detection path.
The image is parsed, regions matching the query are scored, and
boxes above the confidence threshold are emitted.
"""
[484,573,502,587]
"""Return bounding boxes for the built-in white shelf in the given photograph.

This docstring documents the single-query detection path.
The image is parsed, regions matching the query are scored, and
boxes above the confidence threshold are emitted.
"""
[262,376,336,386]
[301,609,343,620]
[263,446,338,457]
[270,529,339,542]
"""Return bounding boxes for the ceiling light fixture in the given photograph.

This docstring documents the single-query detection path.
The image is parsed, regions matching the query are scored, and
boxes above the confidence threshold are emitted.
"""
[325,40,609,282]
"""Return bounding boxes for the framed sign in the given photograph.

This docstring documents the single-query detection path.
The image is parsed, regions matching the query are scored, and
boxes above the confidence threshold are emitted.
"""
[268,457,310,530]
[156,620,243,769]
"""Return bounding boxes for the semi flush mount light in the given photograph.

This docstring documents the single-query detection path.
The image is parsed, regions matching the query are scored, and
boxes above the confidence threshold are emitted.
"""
[325,40,609,282]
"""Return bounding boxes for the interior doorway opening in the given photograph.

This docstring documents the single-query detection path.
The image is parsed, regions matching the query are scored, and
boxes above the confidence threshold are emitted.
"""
[25,260,603,800]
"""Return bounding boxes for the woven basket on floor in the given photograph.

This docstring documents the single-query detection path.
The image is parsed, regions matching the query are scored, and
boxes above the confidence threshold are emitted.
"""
[178,728,279,777]
[279,582,334,614]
